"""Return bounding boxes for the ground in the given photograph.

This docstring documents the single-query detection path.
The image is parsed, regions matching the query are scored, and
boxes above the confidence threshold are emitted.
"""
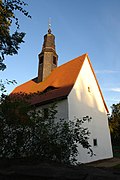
[87,157,120,167]
[0,158,120,180]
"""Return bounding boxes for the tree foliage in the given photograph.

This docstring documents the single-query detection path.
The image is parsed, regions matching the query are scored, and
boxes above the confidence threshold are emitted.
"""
[0,92,93,164]
[109,102,120,145]
[0,0,31,70]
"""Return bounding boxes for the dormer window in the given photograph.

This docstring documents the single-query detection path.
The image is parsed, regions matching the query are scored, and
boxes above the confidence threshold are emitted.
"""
[39,56,43,64]
[53,56,57,65]
[43,86,58,93]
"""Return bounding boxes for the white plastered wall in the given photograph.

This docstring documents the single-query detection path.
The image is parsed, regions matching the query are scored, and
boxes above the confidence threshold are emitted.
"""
[36,99,68,122]
[68,56,113,163]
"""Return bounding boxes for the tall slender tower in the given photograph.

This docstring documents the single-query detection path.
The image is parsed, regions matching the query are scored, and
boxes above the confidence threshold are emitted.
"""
[38,24,58,82]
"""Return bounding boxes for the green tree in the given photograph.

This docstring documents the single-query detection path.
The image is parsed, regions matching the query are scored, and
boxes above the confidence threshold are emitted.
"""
[109,103,120,145]
[0,92,93,164]
[0,0,31,70]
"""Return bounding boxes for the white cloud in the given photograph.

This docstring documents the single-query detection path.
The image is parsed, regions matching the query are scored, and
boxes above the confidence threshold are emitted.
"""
[106,98,120,102]
[102,88,120,92]
[102,87,120,92]
[110,88,120,92]
[95,70,120,74]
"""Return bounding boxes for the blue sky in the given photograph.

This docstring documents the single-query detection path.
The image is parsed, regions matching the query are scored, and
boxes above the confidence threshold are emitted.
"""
[1,0,120,112]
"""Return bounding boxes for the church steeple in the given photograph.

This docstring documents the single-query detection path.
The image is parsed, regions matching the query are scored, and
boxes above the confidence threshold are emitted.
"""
[38,23,58,82]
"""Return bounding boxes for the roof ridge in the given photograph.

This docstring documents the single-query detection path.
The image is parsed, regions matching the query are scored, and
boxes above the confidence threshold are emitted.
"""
[56,53,88,70]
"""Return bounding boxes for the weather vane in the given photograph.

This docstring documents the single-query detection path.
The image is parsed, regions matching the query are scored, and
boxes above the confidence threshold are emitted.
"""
[48,17,52,34]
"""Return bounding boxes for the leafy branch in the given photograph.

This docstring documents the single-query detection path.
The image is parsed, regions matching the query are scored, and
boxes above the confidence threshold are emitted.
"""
[0,0,31,70]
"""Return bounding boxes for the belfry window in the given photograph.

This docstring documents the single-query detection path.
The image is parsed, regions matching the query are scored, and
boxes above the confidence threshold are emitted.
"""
[53,56,57,65]
[39,56,43,64]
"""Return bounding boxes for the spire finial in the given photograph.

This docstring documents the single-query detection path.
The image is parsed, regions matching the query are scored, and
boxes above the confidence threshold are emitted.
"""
[48,17,52,34]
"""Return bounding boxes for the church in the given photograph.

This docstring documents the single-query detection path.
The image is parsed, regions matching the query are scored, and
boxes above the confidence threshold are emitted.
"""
[12,26,113,163]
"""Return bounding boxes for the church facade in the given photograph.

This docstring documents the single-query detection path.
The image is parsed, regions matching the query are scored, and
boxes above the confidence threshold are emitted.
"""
[12,27,113,163]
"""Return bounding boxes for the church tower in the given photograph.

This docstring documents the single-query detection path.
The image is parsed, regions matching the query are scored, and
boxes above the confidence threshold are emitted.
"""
[38,25,58,82]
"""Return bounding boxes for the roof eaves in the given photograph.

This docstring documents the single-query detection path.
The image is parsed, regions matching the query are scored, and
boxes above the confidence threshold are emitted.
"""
[31,95,68,107]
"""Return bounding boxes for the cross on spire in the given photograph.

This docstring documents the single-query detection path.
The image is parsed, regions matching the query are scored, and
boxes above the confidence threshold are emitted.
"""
[48,17,52,34]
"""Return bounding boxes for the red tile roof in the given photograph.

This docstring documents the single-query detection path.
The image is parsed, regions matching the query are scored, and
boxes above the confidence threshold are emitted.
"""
[12,53,108,113]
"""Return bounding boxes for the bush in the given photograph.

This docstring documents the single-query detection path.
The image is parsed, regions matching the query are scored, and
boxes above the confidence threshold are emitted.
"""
[0,93,93,164]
